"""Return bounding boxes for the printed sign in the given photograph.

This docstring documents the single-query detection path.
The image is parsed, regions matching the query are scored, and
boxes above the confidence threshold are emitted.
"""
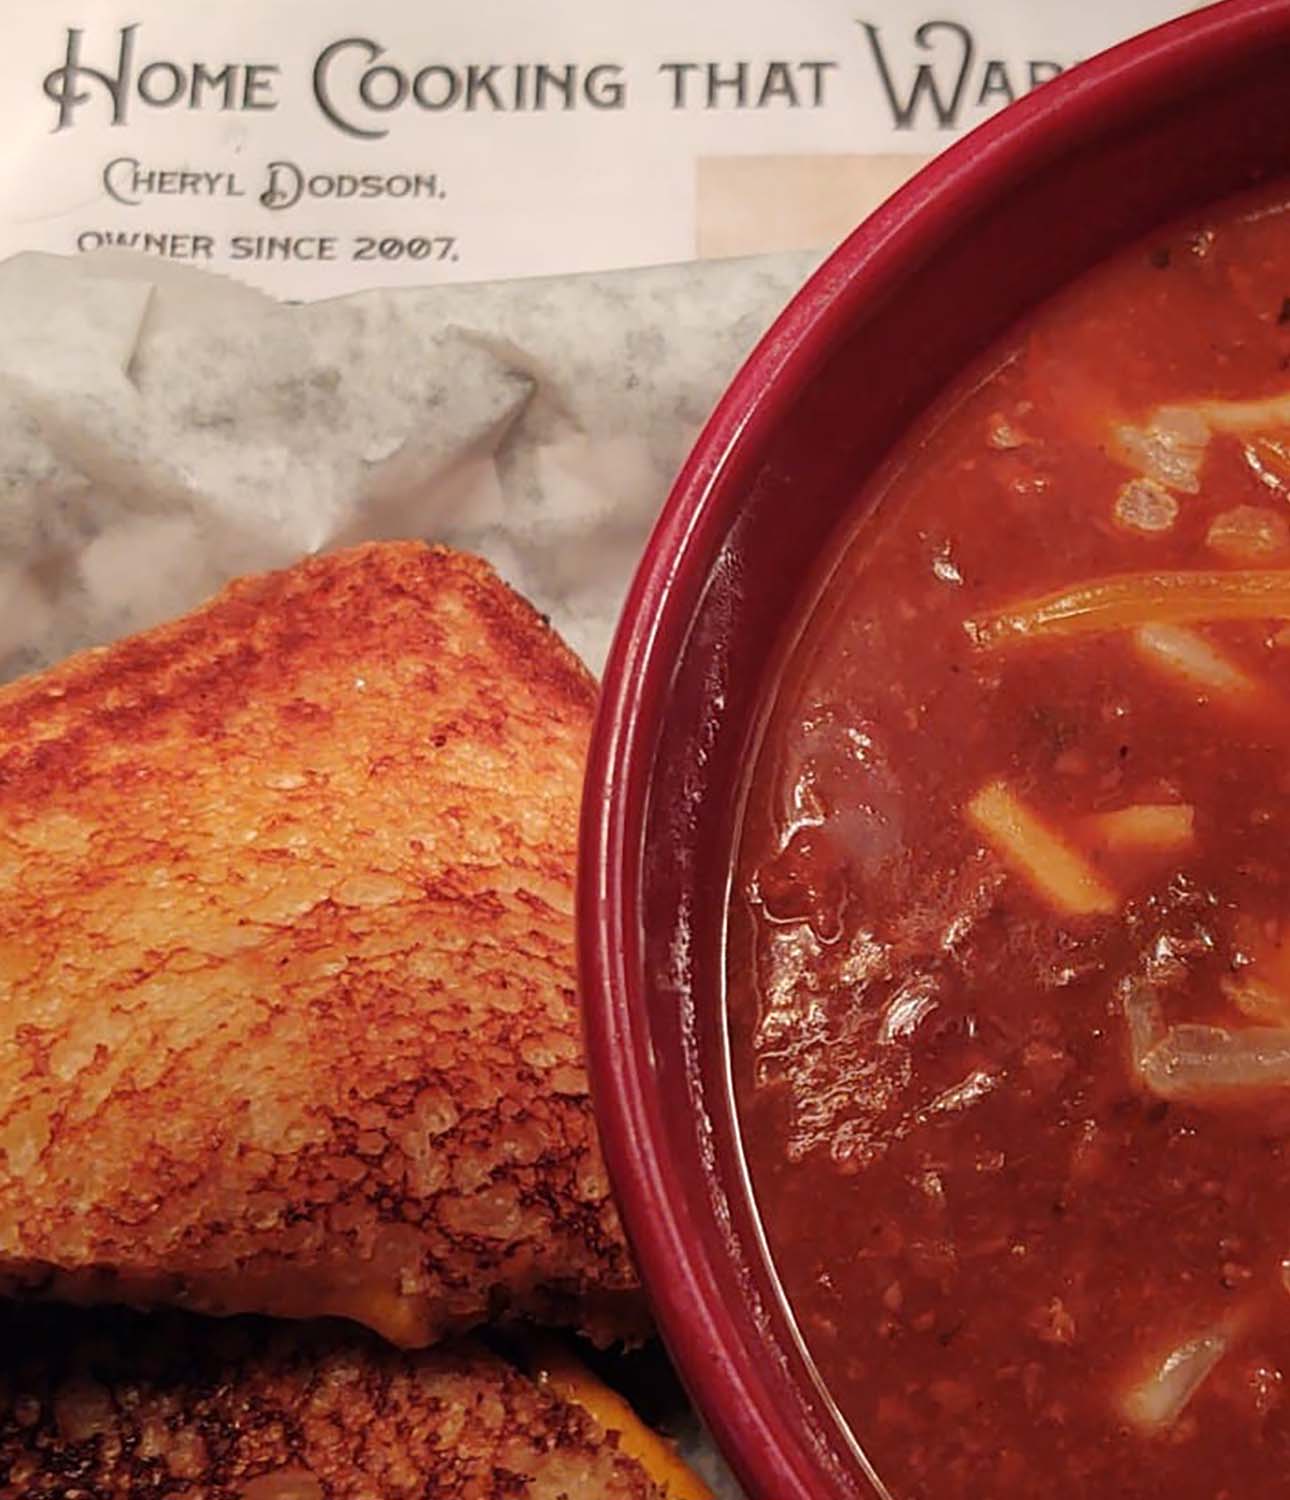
[2,0,1201,297]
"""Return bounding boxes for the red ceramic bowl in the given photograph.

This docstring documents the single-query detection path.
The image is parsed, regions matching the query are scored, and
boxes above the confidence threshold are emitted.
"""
[579,3,1290,1496]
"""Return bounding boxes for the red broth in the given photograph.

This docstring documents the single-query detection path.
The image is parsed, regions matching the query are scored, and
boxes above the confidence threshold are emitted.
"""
[729,181,1290,1499]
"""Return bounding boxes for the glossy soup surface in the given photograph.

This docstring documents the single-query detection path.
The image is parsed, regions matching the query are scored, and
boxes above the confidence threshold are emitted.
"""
[729,182,1290,1500]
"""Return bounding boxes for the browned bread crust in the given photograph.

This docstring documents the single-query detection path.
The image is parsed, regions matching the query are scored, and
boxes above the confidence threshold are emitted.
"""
[0,542,641,1345]
[0,1307,666,1498]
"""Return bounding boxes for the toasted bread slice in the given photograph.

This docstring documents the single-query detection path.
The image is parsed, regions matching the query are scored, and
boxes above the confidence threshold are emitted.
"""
[0,542,640,1346]
[0,1307,689,1499]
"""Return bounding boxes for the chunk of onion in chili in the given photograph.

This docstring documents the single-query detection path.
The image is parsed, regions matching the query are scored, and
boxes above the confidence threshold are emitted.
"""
[1121,980,1166,1070]
[1084,803,1195,853]
[965,569,1290,649]
[1139,1022,1290,1099]
[1114,407,1209,494]
[1114,477,1179,535]
[1206,504,1290,561]
[1133,624,1262,701]
[1122,977,1290,1097]
[1114,393,1290,500]
[1121,1325,1232,1432]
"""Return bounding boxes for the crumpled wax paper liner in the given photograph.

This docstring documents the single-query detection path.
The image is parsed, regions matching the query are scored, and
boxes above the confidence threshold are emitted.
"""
[0,246,818,679]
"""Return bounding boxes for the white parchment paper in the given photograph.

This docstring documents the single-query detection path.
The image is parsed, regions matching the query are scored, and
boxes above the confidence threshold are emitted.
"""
[0,248,819,681]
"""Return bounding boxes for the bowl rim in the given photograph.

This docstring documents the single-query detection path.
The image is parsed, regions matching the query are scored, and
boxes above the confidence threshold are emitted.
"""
[578,2,1290,1495]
